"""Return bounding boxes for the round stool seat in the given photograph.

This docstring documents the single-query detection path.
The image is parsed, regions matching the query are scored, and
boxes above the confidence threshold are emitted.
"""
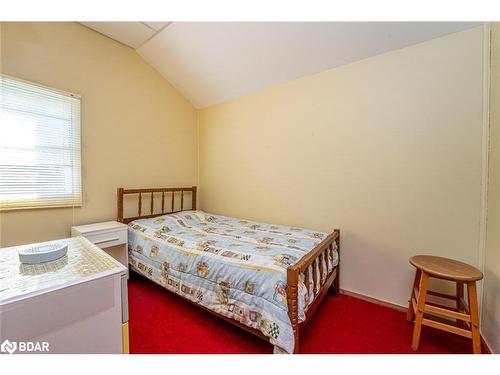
[410,255,483,282]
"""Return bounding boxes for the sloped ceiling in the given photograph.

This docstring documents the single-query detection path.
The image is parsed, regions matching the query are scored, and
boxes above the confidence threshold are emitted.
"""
[81,22,171,48]
[82,22,482,108]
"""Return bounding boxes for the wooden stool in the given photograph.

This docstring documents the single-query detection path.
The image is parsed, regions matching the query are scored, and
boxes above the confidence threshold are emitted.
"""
[407,255,483,354]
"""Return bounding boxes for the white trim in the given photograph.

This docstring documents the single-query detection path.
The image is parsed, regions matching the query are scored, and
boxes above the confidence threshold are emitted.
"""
[478,22,491,319]
[196,108,201,207]
[0,73,81,99]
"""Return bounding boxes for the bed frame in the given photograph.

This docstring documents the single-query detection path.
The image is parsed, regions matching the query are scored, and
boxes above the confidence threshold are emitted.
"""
[117,186,340,353]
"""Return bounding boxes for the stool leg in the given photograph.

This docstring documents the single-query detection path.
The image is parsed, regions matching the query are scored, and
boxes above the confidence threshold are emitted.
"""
[456,282,465,329]
[407,269,421,322]
[411,271,429,351]
[467,281,481,354]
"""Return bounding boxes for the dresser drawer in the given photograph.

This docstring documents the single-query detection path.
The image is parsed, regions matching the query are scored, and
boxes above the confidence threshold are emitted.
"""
[83,229,127,249]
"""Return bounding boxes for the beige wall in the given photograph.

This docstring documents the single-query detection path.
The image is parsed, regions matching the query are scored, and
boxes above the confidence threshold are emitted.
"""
[482,23,500,353]
[199,27,485,307]
[0,22,198,246]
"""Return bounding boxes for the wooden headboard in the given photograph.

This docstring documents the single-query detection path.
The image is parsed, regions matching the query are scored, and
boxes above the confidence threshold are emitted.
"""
[117,186,197,224]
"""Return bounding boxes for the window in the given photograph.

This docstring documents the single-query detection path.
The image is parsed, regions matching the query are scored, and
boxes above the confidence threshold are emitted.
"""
[0,75,81,210]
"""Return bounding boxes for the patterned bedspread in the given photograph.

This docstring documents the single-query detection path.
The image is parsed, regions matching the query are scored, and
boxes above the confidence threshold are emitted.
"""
[128,210,338,353]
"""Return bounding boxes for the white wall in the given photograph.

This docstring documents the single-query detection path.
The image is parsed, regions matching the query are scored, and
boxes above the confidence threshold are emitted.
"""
[199,27,485,307]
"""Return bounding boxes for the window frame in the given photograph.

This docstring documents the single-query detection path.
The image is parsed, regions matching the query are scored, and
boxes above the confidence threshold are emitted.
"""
[0,74,82,211]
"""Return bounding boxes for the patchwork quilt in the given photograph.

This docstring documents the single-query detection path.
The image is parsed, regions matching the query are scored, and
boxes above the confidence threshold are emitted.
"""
[128,210,338,353]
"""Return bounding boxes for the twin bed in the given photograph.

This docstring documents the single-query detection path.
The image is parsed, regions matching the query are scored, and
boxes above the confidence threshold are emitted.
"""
[117,186,340,353]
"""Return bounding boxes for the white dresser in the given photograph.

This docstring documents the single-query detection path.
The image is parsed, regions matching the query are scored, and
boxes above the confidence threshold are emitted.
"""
[0,237,128,354]
[71,221,128,268]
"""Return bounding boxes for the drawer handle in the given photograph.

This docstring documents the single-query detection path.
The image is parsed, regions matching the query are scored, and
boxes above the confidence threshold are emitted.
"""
[94,237,120,245]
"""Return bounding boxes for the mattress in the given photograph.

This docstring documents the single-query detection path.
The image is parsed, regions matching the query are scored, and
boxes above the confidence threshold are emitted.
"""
[128,210,338,353]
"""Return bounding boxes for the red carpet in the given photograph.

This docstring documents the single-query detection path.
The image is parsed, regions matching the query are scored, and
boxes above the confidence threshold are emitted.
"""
[128,272,474,354]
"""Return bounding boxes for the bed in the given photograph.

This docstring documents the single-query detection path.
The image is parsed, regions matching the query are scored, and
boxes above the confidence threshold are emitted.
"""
[117,186,340,353]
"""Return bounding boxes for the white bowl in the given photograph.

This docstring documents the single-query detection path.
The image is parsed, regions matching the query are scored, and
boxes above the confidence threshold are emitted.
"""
[18,243,68,264]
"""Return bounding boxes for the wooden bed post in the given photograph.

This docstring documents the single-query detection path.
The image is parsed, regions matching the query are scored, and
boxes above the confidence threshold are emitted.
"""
[192,186,197,210]
[287,266,300,354]
[333,229,340,295]
[117,188,124,223]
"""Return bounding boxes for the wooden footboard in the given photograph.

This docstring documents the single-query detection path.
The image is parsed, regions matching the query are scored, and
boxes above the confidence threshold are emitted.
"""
[286,229,340,353]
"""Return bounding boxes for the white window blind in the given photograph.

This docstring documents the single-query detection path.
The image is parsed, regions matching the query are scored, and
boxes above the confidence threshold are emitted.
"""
[0,75,81,210]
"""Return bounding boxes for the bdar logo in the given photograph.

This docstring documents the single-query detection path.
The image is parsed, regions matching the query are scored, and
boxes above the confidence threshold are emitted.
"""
[1,340,17,354]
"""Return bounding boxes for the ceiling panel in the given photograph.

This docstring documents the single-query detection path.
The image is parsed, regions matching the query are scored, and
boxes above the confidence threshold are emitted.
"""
[136,22,482,108]
[142,22,171,31]
[81,22,157,48]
